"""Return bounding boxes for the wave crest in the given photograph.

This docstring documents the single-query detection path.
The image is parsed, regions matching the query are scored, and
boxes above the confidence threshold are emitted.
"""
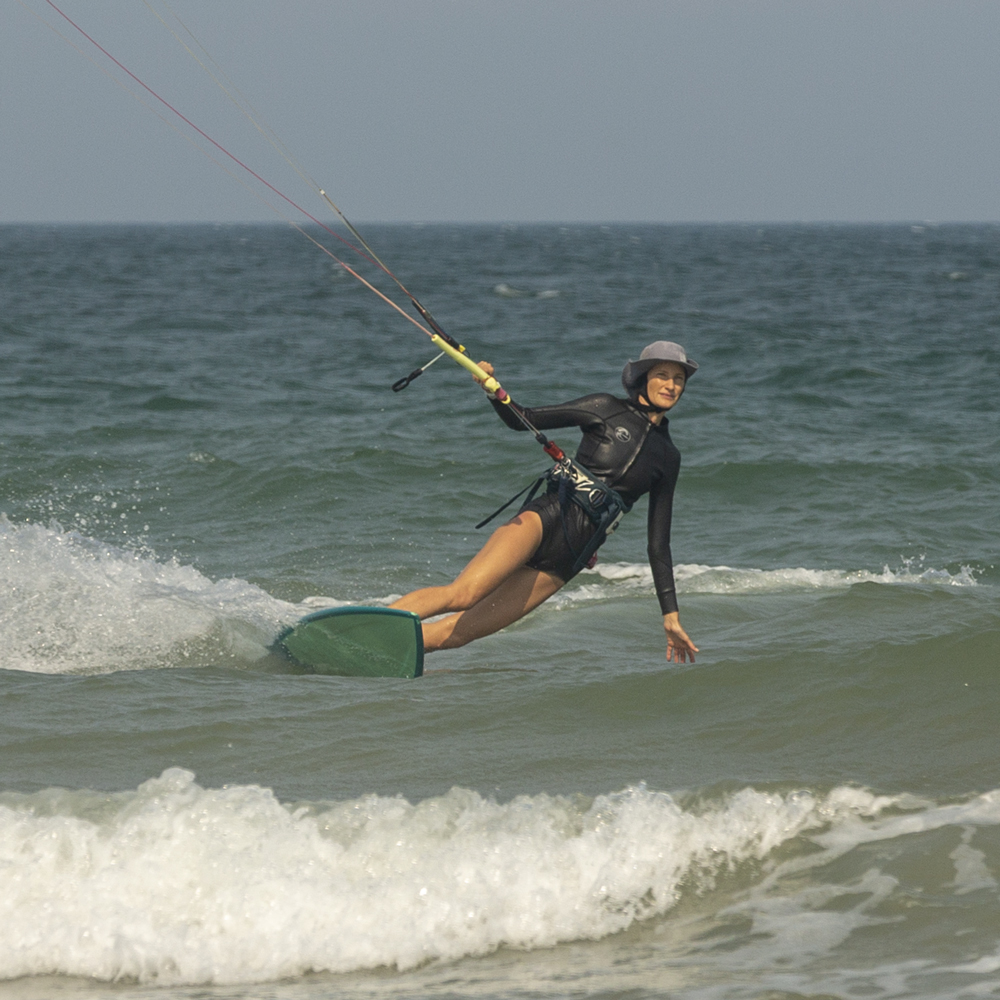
[554,559,980,605]
[3,770,969,985]
[0,515,291,674]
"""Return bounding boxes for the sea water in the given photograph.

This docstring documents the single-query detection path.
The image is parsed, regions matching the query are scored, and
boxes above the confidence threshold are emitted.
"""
[0,222,998,999]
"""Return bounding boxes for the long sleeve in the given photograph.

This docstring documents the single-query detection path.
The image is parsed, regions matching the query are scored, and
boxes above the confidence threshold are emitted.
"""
[646,474,679,615]
[489,396,609,434]
[489,390,683,613]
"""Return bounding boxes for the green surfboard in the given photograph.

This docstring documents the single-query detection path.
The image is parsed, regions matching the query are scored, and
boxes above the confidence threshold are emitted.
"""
[275,606,424,678]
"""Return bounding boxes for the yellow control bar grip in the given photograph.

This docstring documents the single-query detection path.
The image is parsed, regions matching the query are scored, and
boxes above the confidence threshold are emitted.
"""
[430,334,510,402]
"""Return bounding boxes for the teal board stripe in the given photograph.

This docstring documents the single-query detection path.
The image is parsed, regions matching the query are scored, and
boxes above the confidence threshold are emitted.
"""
[276,607,424,678]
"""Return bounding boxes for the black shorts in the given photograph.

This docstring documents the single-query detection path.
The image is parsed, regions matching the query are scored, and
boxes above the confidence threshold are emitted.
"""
[519,492,602,583]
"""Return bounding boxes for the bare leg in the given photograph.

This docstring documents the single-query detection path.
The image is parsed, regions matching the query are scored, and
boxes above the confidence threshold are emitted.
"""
[389,512,544,620]
[422,565,564,651]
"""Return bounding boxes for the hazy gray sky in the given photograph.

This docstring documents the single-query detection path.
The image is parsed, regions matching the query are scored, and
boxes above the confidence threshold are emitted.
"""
[3,0,1000,223]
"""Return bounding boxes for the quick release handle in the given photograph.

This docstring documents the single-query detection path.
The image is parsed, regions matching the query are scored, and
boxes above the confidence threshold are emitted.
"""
[542,440,566,461]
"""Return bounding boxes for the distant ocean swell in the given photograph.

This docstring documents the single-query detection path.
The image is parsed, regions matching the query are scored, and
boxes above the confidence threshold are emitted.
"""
[2,768,998,985]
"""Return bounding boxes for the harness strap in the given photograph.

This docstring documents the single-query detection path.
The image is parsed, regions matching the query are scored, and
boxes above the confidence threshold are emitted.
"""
[476,458,631,576]
[474,474,546,530]
[551,462,631,575]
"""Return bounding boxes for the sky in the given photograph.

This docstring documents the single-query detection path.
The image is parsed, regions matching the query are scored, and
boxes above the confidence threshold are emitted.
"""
[3,0,1000,224]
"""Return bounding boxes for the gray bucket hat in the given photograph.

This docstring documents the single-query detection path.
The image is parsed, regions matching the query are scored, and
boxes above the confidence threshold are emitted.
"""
[621,341,698,399]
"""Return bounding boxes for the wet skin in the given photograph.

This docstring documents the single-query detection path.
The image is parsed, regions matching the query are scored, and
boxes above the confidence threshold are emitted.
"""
[390,361,698,662]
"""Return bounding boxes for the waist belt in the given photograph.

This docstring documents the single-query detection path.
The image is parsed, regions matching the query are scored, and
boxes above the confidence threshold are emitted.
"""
[477,458,632,575]
[547,459,631,573]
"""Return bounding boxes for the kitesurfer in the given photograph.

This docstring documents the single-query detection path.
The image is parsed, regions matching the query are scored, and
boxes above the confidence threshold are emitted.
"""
[389,341,699,662]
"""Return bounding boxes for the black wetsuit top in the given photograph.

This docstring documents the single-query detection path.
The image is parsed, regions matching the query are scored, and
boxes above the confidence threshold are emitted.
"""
[491,393,682,615]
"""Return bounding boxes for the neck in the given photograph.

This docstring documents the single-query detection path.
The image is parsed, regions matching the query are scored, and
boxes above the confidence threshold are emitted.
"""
[636,396,666,424]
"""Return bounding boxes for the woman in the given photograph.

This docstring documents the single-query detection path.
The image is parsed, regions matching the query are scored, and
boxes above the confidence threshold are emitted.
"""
[389,341,699,662]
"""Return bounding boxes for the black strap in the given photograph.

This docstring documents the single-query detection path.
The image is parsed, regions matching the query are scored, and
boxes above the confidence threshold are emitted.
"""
[568,511,611,575]
[391,367,425,392]
[476,460,630,576]
[563,494,624,576]
[475,474,546,530]
[552,464,630,575]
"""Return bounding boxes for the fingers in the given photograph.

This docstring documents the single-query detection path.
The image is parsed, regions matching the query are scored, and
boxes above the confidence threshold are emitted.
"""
[665,632,698,663]
[472,361,495,388]
[667,647,696,663]
[666,646,696,664]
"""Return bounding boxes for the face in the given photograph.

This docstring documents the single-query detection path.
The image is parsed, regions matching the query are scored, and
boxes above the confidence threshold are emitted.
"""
[641,362,687,410]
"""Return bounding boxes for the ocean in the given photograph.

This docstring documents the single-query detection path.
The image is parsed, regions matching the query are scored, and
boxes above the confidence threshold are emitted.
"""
[1,221,998,999]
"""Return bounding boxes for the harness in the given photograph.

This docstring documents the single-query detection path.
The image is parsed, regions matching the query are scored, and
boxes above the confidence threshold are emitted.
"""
[476,457,632,575]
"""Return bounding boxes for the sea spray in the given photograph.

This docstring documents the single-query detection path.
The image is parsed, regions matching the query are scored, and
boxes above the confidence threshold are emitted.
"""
[0,516,290,673]
[0,769,954,986]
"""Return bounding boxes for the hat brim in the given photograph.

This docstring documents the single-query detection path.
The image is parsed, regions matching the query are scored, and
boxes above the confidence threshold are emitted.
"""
[621,357,698,396]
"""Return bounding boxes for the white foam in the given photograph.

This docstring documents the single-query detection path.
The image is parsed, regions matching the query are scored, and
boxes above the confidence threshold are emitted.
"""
[0,771,914,986]
[697,789,1000,984]
[949,950,1000,974]
[810,788,1000,852]
[301,594,355,610]
[553,559,980,605]
[674,561,980,593]
[0,515,297,674]
[491,283,559,298]
[948,829,999,895]
[4,773,1000,988]
[0,514,980,672]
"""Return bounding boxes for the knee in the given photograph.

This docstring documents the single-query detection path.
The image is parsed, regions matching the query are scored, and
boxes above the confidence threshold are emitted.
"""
[438,627,474,650]
[441,580,484,612]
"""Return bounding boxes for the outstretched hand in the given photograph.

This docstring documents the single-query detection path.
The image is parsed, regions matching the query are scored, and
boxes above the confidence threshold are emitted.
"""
[474,360,496,387]
[663,613,698,663]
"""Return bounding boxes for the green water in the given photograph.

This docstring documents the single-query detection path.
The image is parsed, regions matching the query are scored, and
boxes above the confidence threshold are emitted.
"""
[1,223,998,998]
